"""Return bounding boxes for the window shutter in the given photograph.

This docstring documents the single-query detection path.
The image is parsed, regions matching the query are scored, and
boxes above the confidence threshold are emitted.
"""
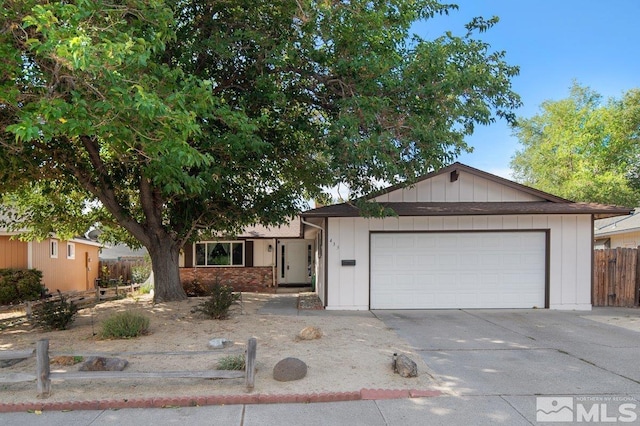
[245,241,253,267]
[184,244,194,267]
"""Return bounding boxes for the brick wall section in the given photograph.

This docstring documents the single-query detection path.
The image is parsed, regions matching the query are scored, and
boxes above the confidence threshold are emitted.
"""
[179,267,276,294]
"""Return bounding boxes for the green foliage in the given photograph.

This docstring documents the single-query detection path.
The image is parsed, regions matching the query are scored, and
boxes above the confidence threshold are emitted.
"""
[32,290,78,330]
[511,83,640,206]
[217,354,245,371]
[139,281,154,295]
[191,283,240,320]
[131,262,152,284]
[1,0,521,302]
[100,311,150,339]
[0,268,45,305]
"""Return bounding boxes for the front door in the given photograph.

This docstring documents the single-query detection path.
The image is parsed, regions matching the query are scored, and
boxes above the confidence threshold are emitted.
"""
[278,240,311,285]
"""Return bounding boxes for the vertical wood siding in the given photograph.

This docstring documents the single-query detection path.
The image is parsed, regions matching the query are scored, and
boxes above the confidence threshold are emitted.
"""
[374,171,545,203]
[0,236,28,268]
[327,214,592,310]
[32,240,100,293]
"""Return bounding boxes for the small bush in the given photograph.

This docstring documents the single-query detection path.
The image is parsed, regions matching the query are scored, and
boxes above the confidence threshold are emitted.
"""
[0,268,45,305]
[100,311,150,339]
[183,279,208,297]
[139,281,153,294]
[32,290,78,330]
[191,283,240,319]
[131,262,151,284]
[217,354,245,370]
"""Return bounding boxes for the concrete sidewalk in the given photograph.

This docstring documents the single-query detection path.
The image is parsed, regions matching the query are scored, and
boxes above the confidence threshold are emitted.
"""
[1,395,533,425]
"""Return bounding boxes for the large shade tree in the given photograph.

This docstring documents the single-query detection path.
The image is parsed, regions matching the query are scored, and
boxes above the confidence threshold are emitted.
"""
[511,83,640,206]
[0,0,521,302]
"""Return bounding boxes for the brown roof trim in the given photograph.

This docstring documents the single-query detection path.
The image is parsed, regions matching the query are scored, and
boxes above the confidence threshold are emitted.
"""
[369,162,572,203]
[301,202,632,219]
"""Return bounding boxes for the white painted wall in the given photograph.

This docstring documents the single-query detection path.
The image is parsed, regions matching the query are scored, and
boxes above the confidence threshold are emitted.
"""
[252,239,275,267]
[375,171,545,202]
[609,231,640,248]
[326,214,593,311]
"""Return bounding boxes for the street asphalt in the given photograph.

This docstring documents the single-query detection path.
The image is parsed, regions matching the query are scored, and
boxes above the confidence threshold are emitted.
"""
[3,304,640,425]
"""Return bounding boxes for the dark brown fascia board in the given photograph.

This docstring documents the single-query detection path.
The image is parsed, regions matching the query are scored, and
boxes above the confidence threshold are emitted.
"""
[366,162,573,204]
[301,202,633,219]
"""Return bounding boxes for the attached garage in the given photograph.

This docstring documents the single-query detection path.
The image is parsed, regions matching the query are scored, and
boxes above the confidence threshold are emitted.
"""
[370,231,547,309]
[300,163,632,311]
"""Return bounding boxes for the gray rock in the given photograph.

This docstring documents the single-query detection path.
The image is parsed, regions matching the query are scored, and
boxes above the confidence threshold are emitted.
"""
[393,353,418,378]
[79,356,128,371]
[208,338,231,349]
[273,357,307,382]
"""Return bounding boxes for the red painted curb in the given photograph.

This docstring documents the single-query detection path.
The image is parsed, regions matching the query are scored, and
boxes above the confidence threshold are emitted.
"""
[360,389,410,400]
[0,388,440,413]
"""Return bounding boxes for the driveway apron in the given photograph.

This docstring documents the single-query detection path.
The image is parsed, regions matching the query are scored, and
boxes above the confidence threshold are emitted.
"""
[374,309,640,396]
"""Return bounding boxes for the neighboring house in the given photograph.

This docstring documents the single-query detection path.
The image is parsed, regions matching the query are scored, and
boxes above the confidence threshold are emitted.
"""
[300,162,630,311]
[99,243,148,261]
[179,219,314,293]
[594,209,639,249]
[0,230,101,293]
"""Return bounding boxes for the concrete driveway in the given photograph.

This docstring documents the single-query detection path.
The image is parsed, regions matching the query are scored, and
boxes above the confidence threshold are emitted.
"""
[374,307,640,423]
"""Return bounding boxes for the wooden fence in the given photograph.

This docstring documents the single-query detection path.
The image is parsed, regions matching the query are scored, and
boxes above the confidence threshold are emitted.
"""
[593,248,640,307]
[0,285,141,330]
[0,338,257,397]
[98,259,148,284]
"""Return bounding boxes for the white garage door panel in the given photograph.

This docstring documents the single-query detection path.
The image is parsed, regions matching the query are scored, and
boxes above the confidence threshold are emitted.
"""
[370,232,546,309]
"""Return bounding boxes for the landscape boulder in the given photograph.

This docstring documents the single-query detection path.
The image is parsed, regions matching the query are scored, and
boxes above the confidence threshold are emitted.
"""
[393,353,418,378]
[298,326,322,340]
[208,338,232,349]
[273,357,307,382]
[79,356,128,372]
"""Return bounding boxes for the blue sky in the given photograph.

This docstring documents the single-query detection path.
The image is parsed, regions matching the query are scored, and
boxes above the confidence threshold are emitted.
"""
[413,0,640,178]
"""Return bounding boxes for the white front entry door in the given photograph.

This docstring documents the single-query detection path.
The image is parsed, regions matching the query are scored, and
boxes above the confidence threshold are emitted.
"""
[278,240,311,285]
[370,232,547,309]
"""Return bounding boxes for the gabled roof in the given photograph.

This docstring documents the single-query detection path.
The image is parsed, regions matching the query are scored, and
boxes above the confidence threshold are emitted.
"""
[594,209,640,237]
[302,162,632,219]
[370,162,572,203]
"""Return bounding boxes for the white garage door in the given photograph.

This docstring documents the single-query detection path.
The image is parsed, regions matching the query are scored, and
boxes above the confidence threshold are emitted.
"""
[370,232,546,309]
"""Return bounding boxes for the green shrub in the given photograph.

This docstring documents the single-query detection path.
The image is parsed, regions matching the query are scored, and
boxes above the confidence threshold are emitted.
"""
[0,268,45,305]
[191,283,240,319]
[32,290,78,330]
[131,262,151,284]
[217,354,245,370]
[139,281,153,294]
[100,311,150,339]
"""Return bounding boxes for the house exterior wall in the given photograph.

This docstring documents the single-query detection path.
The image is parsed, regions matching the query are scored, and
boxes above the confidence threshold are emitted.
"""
[609,231,640,248]
[32,239,100,293]
[326,214,593,311]
[252,239,275,267]
[302,227,324,302]
[0,236,28,268]
[179,266,275,293]
[374,171,545,202]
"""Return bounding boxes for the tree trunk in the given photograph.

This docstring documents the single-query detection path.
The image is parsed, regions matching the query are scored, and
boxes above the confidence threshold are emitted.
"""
[147,237,187,303]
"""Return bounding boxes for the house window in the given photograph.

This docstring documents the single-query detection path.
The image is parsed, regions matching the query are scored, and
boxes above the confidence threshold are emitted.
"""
[50,240,58,258]
[67,242,75,260]
[195,241,244,266]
